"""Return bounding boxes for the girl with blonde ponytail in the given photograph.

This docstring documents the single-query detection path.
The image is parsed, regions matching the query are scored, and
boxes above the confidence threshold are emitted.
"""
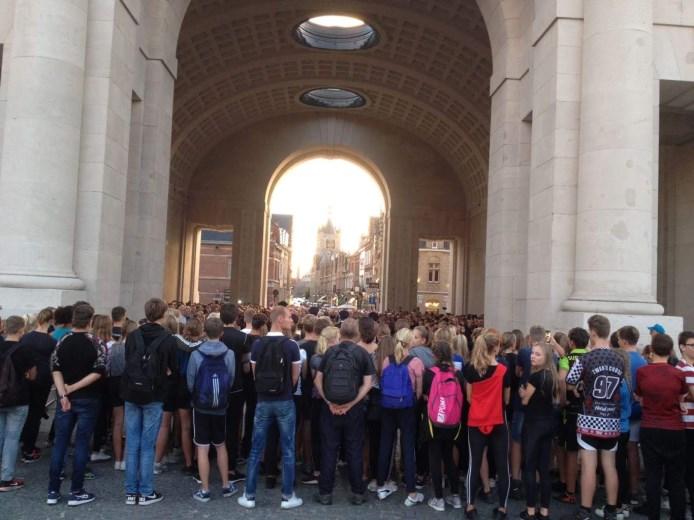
[376,327,426,506]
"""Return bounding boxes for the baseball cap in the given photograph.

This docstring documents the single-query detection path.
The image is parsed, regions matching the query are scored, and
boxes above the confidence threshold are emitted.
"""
[647,323,666,335]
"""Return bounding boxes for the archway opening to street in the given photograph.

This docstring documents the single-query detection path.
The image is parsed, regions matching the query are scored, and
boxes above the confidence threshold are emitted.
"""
[266,155,387,309]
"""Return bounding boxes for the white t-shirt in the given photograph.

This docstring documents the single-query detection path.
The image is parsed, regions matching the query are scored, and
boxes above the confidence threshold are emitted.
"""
[293,348,307,396]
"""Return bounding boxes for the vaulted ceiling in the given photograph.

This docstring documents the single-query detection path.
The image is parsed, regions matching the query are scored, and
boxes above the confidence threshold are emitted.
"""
[172,0,492,205]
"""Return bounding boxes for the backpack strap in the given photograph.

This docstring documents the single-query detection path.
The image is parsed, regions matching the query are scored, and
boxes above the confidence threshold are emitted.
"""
[402,355,413,366]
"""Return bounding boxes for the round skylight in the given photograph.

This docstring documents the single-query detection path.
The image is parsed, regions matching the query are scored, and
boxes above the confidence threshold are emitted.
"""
[300,88,367,109]
[295,16,378,51]
[309,15,365,28]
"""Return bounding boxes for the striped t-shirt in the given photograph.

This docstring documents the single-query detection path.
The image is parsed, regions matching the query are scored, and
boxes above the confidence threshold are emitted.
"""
[676,360,694,429]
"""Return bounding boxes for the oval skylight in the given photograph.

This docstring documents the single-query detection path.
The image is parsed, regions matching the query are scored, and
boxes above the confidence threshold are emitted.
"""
[295,16,378,51]
[300,88,366,109]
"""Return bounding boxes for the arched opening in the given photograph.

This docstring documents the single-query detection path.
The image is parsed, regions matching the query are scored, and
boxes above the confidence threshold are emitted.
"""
[162,0,498,315]
[266,155,388,309]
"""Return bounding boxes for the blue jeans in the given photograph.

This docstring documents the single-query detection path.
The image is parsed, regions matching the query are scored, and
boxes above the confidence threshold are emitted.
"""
[0,405,29,481]
[124,401,163,495]
[49,398,98,493]
[245,399,296,499]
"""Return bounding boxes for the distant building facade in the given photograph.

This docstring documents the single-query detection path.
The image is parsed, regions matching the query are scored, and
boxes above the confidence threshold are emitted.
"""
[416,239,452,313]
[197,230,233,303]
[266,214,293,305]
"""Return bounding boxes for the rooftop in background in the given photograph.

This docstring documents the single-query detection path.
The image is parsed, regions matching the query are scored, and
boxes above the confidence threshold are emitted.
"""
[200,230,233,244]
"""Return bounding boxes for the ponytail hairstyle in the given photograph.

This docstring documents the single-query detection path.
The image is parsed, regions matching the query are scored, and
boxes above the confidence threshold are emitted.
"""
[452,334,469,361]
[432,341,453,365]
[470,330,500,376]
[317,326,340,356]
[394,327,413,364]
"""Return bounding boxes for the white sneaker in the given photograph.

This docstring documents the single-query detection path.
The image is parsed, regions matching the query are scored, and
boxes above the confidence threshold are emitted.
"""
[445,494,463,509]
[428,497,445,512]
[153,462,166,475]
[280,493,303,509]
[114,461,126,471]
[90,450,111,462]
[405,492,424,507]
[238,493,256,509]
[367,479,378,493]
[377,481,398,500]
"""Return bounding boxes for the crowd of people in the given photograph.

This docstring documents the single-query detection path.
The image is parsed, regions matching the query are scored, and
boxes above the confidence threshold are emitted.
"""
[0,298,692,520]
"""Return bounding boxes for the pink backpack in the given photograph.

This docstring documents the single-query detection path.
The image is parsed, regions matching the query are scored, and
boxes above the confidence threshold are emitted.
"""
[427,366,463,428]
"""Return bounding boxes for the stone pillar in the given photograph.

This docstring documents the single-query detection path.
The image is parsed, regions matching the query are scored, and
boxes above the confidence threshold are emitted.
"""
[385,214,417,311]
[0,0,88,312]
[229,208,266,305]
[563,0,664,315]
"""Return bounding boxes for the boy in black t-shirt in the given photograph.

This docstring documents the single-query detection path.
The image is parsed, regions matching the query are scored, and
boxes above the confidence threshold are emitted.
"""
[48,303,105,507]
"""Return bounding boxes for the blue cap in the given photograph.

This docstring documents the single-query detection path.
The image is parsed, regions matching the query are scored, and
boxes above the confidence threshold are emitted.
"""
[648,323,666,335]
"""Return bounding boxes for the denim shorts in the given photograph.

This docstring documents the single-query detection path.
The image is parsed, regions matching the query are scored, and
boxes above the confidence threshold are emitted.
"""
[510,410,524,442]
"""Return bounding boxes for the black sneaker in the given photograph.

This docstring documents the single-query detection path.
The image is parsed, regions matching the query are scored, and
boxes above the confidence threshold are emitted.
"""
[313,492,332,505]
[68,490,96,506]
[415,476,427,489]
[510,479,524,500]
[465,509,479,519]
[520,512,536,520]
[301,473,319,485]
[22,449,41,463]
[191,471,202,484]
[265,476,277,489]
[125,493,137,506]
[492,508,507,519]
[561,508,593,520]
[138,491,164,506]
[350,493,366,505]
[228,471,246,484]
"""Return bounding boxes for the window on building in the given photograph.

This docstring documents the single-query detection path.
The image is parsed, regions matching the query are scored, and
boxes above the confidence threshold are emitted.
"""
[431,241,438,249]
[428,262,440,283]
[418,239,426,249]
[443,240,450,250]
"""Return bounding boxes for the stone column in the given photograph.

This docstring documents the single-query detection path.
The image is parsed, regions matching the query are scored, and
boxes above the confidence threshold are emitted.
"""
[0,0,88,312]
[229,208,266,305]
[563,0,664,315]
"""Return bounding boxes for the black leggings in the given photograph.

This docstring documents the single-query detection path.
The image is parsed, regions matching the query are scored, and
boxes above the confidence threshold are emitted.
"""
[615,432,631,508]
[429,434,460,498]
[467,424,509,509]
[522,418,554,509]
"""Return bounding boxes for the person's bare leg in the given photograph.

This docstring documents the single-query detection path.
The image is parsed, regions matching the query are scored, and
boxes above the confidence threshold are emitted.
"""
[601,450,619,507]
[178,409,193,467]
[155,411,172,464]
[215,444,230,487]
[511,440,522,481]
[580,449,598,508]
[197,445,211,491]
[112,406,124,463]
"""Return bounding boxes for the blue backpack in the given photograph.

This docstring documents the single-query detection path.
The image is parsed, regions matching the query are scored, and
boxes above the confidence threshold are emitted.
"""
[193,351,231,410]
[380,355,414,409]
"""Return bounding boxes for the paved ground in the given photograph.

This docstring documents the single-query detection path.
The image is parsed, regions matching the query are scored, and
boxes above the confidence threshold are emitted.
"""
[3,437,649,520]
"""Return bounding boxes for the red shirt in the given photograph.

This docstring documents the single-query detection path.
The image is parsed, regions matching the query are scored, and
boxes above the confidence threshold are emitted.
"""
[467,363,507,431]
[676,360,694,429]
[636,363,688,431]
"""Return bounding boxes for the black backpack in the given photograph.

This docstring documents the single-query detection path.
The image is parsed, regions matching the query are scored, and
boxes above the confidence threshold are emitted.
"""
[323,343,360,404]
[254,337,287,395]
[122,330,169,404]
[0,344,22,407]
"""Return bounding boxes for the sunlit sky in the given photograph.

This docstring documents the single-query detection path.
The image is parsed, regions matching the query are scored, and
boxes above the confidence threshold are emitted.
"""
[270,158,385,276]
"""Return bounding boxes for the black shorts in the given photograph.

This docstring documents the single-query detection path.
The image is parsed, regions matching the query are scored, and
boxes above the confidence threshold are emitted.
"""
[175,377,192,410]
[108,376,124,407]
[162,381,177,413]
[559,414,579,452]
[577,433,618,452]
[193,409,226,447]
